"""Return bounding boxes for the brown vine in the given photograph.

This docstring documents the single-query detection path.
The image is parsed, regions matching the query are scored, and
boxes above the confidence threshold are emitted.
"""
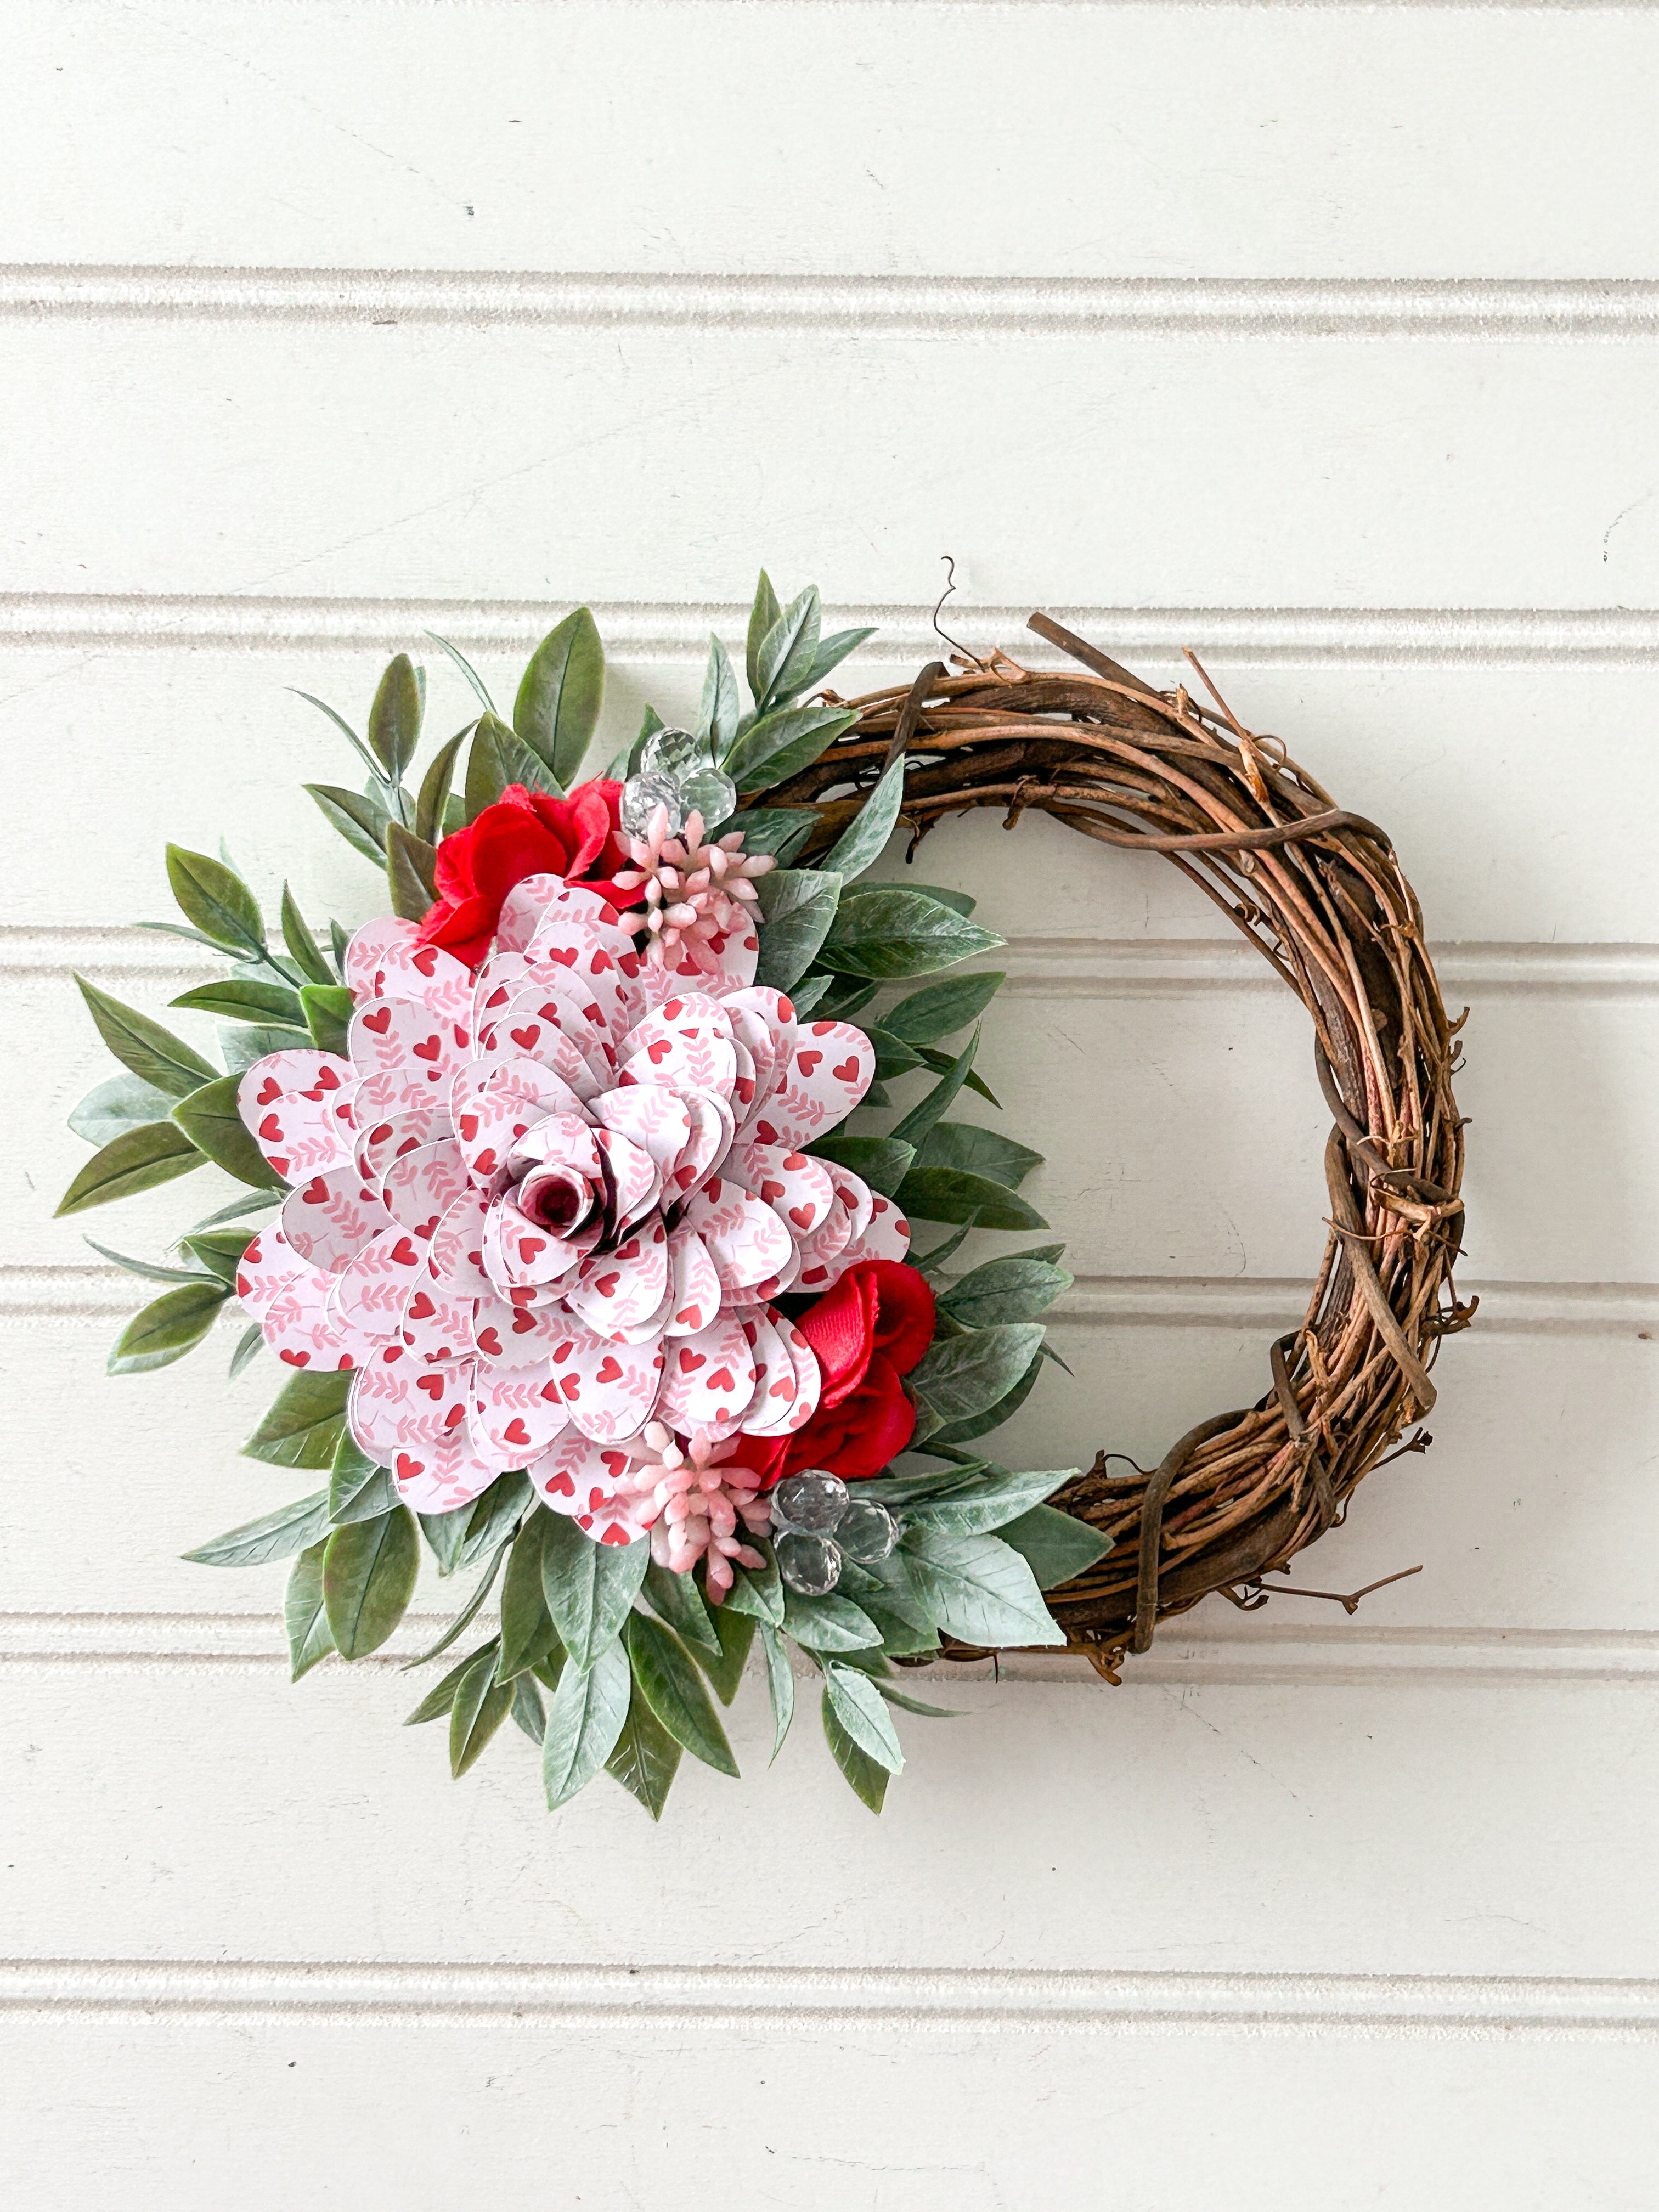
[777,615,1472,1672]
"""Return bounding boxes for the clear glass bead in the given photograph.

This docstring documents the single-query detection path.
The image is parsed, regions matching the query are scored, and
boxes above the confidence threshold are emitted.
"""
[771,1470,848,1534]
[678,761,737,833]
[775,1530,842,1596]
[619,770,684,839]
[836,1497,900,1566]
[639,725,708,783]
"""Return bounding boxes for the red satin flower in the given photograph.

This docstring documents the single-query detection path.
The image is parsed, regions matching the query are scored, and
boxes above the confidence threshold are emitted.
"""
[416,780,633,968]
[751,1260,936,1486]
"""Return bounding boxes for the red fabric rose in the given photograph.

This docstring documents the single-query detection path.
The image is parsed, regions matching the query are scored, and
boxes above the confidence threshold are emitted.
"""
[416,780,633,967]
[757,1260,936,1485]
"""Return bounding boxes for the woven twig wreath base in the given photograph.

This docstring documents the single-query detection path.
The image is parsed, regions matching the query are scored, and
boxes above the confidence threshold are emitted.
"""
[777,614,1472,1674]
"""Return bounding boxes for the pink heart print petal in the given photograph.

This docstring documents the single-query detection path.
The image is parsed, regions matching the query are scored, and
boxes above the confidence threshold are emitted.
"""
[483,1193,592,1291]
[748,1020,874,1150]
[469,1359,572,1462]
[773,1313,824,1435]
[469,1290,579,1368]
[589,1085,693,1180]
[829,1190,912,1276]
[663,1227,723,1339]
[727,1141,837,1244]
[428,1189,493,1299]
[237,1049,359,1180]
[619,1011,738,1101]
[635,911,759,1009]
[398,1272,477,1365]
[475,1003,600,1103]
[592,1124,662,1232]
[279,1164,390,1273]
[678,1175,794,1296]
[261,1259,363,1373]
[656,1307,759,1437]
[234,1226,308,1323]
[492,974,616,1079]
[385,1433,505,1515]
[380,1137,472,1241]
[734,1304,812,1438]
[346,924,472,1025]
[325,1223,429,1347]
[528,1430,653,1545]
[347,1000,469,1107]
[565,1216,670,1341]
[557,1321,668,1444]
[717,992,785,1122]
[665,1087,736,1199]
[342,917,419,996]
[353,1105,451,1188]
[350,1345,476,1451]
[526,880,640,961]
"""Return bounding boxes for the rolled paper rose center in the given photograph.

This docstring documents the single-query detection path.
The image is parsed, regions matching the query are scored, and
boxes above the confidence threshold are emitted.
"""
[516,1164,596,1237]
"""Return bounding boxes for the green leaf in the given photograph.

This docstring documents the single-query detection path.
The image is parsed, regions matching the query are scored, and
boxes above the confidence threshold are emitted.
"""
[418,1505,469,1576]
[188,1188,281,1235]
[824,1661,905,1774]
[301,984,354,1057]
[623,1612,739,1776]
[899,1466,1074,1537]
[909,1323,1046,1425]
[284,1541,335,1679]
[323,1506,420,1659]
[170,978,303,1028]
[807,1134,915,1200]
[106,1279,227,1375]
[511,1672,548,1743]
[781,1587,883,1652]
[788,974,834,1017]
[173,1075,286,1190]
[793,625,878,697]
[464,710,560,817]
[727,806,820,863]
[67,1072,178,1148]
[723,1542,785,1627]
[754,867,841,991]
[699,1604,755,1707]
[910,1223,975,1278]
[604,1674,682,1819]
[496,1509,563,1680]
[997,1503,1110,1590]
[217,1023,308,1076]
[724,703,853,793]
[386,824,439,922]
[822,1692,889,1813]
[85,1236,210,1287]
[759,1622,795,1761]
[183,1488,331,1568]
[400,1538,511,1667]
[305,782,389,864]
[56,1121,204,1216]
[888,1030,979,1152]
[820,752,907,882]
[901,883,977,918]
[414,725,470,846]
[883,971,1004,1045]
[291,687,384,785]
[753,585,821,713]
[74,975,218,1098]
[369,653,422,782]
[819,889,1003,980]
[458,1470,533,1571]
[930,1347,1046,1445]
[643,1558,721,1658]
[228,1322,264,1378]
[863,1024,926,1081]
[543,1635,632,1808]
[899,1526,1064,1647]
[540,1516,650,1672]
[425,630,496,715]
[745,569,782,698]
[328,1432,396,1526]
[815,975,882,1022]
[920,1122,1042,1193]
[696,634,741,753]
[280,885,334,988]
[449,1644,514,1776]
[940,1256,1070,1329]
[165,844,266,956]
[515,607,604,785]
[404,1641,496,1726]
[243,1369,352,1469]
[893,1166,1047,1231]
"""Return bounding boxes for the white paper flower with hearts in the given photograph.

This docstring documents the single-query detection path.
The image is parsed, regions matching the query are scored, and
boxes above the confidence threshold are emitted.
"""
[230,877,910,1534]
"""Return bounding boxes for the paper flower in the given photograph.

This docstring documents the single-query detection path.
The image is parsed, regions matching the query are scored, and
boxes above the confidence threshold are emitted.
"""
[613,805,776,972]
[231,874,910,1537]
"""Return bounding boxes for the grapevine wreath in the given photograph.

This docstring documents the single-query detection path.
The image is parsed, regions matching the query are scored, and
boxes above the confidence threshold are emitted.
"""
[60,575,1469,1818]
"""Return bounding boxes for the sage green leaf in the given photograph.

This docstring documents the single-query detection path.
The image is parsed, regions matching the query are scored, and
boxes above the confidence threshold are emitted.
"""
[400,1537,510,1668]
[243,1369,351,1469]
[940,1256,1071,1329]
[305,782,388,864]
[820,752,907,882]
[754,585,821,712]
[724,703,853,792]
[822,1692,889,1813]
[759,1623,795,1761]
[879,1680,962,1717]
[188,1188,281,1236]
[496,1509,563,1681]
[165,844,266,956]
[819,889,1003,980]
[824,1661,905,1774]
[280,885,334,987]
[328,1431,396,1525]
[228,1322,264,1378]
[56,1120,204,1216]
[894,1166,1047,1231]
[511,1672,547,1743]
[369,653,422,781]
[901,883,977,918]
[515,606,603,785]
[814,975,881,1022]
[996,1503,1110,1590]
[217,1022,308,1076]
[183,1487,331,1567]
[457,1470,533,1571]
[900,1466,1074,1537]
[781,1587,882,1652]
[754,867,841,991]
[465,709,560,817]
[323,1505,419,1659]
[623,1612,739,1776]
[793,625,878,697]
[728,806,820,862]
[643,1558,721,1658]
[540,1515,650,1672]
[723,1542,785,1627]
[699,1604,755,1707]
[301,983,353,1057]
[888,1031,978,1152]
[86,1237,208,1287]
[864,1605,943,1658]
[864,1024,925,1081]
[788,974,833,1017]
[68,1072,178,1148]
[171,978,304,1027]
[543,1634,631,1808]
[284,1541,335,1679]
[386,824,439,922]
[884,971,1004,1045]
[291,687,383,783]
[74,975,218,1098]
[696,634,741,753]
[425,630,496,715]
[930,1348,1045,1444]
[910,1223,975,1277]
[449,1644,514,1776]
[808,1134,915,1199]
[604,1675,682,1818]
[909,1323,1046,1425]
[173,1075,286,1190]
[329,919,351,974]
[418,1504,469,1575]
[745,569,782,697]
[921,1124,1041,1194]
[106,1279,226,1375]
[404,1641,496,1726]
[414,725,470,845]
[899,1525,1064,1647]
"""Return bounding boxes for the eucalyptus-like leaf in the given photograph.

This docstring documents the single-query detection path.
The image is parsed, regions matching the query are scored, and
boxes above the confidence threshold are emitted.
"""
[67,1071,178,1148]
[74,975,218,1098]
[887,1030,978,1152]
[753,585,821,713]
[182,1487,331,1568]
[824,1661,905,1774]
[515,607,603,786]
[745,569,782,698]
[724,703,853,793]
[171,977,305,1028]
[280,885,335,987]
[449,1644,515,1777]
[542,1635,631,1808]
[643,1558,721,1658]
[753,868,841,991]
[901,882,977,917]
[328,1431,397,1525]
[496,1509,563,1681]
[786,974,834,1016]
[909,1323,1046,1425]
[696,634,741,753]
[623,1613,739,1776]
[540,1516,650,1672]
[883,971,1005,1045]
[56,1120,204,1216]
[242,1369,351,1469]
[604,1674,682,1819]
[323,1505,420,1659]
[386,824,439,922]
[822,1692,889,1813]
[369,653,422,782]
[400,1538,511,1668]
[781,1587,883,1652]
[820,751,907,881]
[414,725,471,845]
[425,630,496,715]
[304,782,390,864]
[893,1166,1047,1231]
[727,806,820,863]
[107,1279,227,1375]
[284,1541,336,1679]
[84,1236,211,1288]
[910,1223,975,1277]
[404,1641,496,1726]
[417,1504,469,1575]
[165,844,266,956]
[759,1622,795,1761]
[301,984,354,1057]
[939,1256,1071,1329]
[863,1024,926,1081]
[995,1503,1110,1590]
[899,1525,1065,1647]
[187,1188,284,1236]
[173,1075,286,1190]
[807,1134,915,1200]
[819,889,1003,980]
[457,1470,533,1571]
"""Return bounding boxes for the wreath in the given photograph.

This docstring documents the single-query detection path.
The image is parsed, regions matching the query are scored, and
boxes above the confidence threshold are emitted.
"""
[60,573,1468,1818]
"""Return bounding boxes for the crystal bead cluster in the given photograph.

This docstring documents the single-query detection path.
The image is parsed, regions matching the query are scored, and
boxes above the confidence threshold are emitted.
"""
[619,725,737,840]
[770,1470,900,1596]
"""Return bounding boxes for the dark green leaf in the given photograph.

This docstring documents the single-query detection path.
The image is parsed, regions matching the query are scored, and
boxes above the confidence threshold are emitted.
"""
[284,1541,335,1679]
[909,1323,1046,1425]
[106,1279,226,1375]
[171,978,304,1026]
[323,1506,420,1659]
[899,1525,1064,1647]
[754,868,841,991]
[400,1538,511,1668]
[56,1120,204,1216]
[301,984,354,1057]
[173,1075,286,1190]
[807,1134,915,1199]
[888,1030,978,1152]
[515,607,604,785]
[745,569,782,698]
[165,844,266,956]
[386,824,438,922]
[369,653,422,781]
[787,973,834,1016]
[604,1675,682,1818]
[727,806,820,862]
[183,1487,331,1568]
[815,975,882,1021]
[86,1237,209,1287]
[699,1603,755,1706]
[243,1369,351,1469]
[414,725,471,845]
[940,1256,1070,1329]
[929,1346,1046,1445]
[449,1645,514,1776]
[497,1509,563,1680]
[824,1661,904,1774]
[187,1188,282,1235]
[822,1692,889,1813]
[696,634,741,753]
[884,971,1005,1045]
[863,1024,926,1081]
[996,1503,1110,1590]
[543,1635,632,1807]
[819,889,1003,980]
[74,975,217,1098]
[820,752,907,881]
[753,585,821,713]
[280,885,334,987]
[329,1432,396,1526]
[425,630,496,715]
[623,1612,739,1776]
[759,1622,795,1760]
[643,1558,721,1658]
[724,703,853,792]
[405,1641,496,1726]
[304,782,389,864]
[781,1587,882,1652]
[67,1072,178,1147]
[540,1516,650,1672]
[893,1166,1047,1231]
[910,1223,975,1277]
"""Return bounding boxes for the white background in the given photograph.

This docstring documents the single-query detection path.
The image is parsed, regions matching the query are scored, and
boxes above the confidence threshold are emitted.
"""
[4,4,1658,2204]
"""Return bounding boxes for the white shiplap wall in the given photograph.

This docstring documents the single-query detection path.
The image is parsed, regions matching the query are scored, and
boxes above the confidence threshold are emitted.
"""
[4,4,1658,2203]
